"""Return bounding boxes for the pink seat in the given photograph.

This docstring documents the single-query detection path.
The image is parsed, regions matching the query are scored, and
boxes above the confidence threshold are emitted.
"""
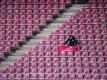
[39,19,46,26]
[82,63,89,68]
[84,14,90,19]
[12,36,18,41]
[39,0,45,4]
[26,0,33,4]
[13,20,19,24]
[11,41,18,47]
[74,58,81,63]
[46,15,53,21]
[14,5,19,9]
[7,5,12,9]
[6,41,11,47]
[98,0,105,3]
[19,15,25,20]
[14,0,19,4]
[0,5,6,9]
[26,20,32,24]
[33,10,39,14]
[85,19,91,24]
[78,13,84,19]
[78,19,84,24]
[46,10,52,14]
[69,74,75,79]
[0,0,6,4]
[33,5,38,10]
[76,74,83,79]
[98,57,104,63]
[7,10,12,15]
[102,41,107,46]
[59,4,65,10]
[39,5,45,10]
[26,15,32,19]
[0,47,4,52]
[26,31,32,37]
[46,5,52,10]
[33,0,38,4]
[7,15,12,19]
[98,4,104,8]
[82,57,89,63]
[19,36,26,43]
[66,0,72,4]
[44,46,51,52]
[12,31,19,35]
[40,10,45,14]
[14,10,19,15]
[53,5,58,10]
[33,20,39,25]
[80,46,87,51]
[32,25,39,32]
[52,0,58,4]
[0,20,5,24]
[19,26,25,31]
[20,10,25,15]
[26,10,32,15]
[4,47,10,52]
[82,52,88,57]
[0,36,5,41]
[0,15,6,19]
[19,5,25,9]
[33,15,39,20]
[46,0,51,4]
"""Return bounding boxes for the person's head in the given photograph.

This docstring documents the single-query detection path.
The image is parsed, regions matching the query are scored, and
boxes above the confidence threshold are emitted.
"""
[69,35,74,38]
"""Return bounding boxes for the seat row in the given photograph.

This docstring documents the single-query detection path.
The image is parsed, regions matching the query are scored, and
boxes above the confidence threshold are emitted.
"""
[0,0,71,5]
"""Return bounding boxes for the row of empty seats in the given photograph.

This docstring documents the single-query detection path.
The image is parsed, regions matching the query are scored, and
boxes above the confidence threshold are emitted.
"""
[0,0,107,79]
[0,0,71,4]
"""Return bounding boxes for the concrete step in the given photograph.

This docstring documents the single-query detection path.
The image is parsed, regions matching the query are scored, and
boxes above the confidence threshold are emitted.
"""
[7,56,20,61]
[73,4,84,7]
[55,18,70,22]
[49,23,62,27]
[0,60,14,69]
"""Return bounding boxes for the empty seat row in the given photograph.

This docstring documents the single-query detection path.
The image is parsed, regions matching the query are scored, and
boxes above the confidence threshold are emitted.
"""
[0,0,71,5]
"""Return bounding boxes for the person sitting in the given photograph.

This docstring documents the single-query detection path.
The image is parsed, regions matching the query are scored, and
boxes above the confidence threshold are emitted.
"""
[58,35,79,54]
[64,35,79,46]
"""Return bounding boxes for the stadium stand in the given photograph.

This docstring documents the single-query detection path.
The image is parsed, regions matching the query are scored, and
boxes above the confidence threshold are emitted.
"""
[0,0,107,80]
[0,0,72,59]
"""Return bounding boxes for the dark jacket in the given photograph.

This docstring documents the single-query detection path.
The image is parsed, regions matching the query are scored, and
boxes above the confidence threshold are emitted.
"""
[64,36,79,46]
